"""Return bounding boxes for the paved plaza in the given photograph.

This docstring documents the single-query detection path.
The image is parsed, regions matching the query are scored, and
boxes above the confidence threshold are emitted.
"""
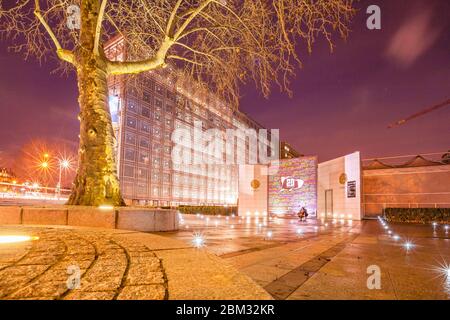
[1,214,449,300]
[0,223,269,300]
[160,214,450,300]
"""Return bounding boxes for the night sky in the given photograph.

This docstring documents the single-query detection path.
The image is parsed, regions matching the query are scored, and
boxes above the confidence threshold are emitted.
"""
[0,0,449,169]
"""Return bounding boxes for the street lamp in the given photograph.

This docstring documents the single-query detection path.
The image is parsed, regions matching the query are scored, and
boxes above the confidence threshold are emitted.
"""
[56,158,71,199]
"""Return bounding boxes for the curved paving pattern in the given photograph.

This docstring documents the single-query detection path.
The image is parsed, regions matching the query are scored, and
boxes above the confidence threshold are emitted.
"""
[0,226,167,300]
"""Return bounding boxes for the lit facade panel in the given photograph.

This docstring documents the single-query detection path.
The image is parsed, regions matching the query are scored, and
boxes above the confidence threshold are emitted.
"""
[268,157,318,216]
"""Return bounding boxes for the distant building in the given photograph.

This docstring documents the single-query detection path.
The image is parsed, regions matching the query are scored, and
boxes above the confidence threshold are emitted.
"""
[280,141,302,159]
[104,37,272,206]
[0,168,17,192]
[0,168,16,183]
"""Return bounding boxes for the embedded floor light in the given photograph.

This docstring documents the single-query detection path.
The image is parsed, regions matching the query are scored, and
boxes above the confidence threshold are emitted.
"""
[403,241,415,251]
[192,232,205,248]
[0,235,39,244]
[98,204,114,210]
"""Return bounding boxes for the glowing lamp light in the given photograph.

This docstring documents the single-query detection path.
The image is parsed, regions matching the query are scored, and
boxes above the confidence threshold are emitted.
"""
[266,231,273,239]
[60,159,71,169]
[98,205,114,210]
[0,235,39,244]
[296,228,303,235]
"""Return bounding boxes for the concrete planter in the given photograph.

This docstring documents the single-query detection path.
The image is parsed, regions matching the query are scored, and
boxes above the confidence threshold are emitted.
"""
[0,206,178,232]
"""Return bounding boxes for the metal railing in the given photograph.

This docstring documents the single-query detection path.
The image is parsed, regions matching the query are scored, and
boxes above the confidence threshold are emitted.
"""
[0,181,71,201]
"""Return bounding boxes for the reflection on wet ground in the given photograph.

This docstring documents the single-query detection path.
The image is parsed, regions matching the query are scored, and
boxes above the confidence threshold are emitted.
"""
[159,214,450,300]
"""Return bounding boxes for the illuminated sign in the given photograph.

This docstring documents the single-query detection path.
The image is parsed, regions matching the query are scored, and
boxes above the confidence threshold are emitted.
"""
[280,177,304,191]
[347,181,356,198]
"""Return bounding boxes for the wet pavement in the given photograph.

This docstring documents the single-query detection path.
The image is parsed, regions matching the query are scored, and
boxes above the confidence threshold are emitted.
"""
[159,214,450,300]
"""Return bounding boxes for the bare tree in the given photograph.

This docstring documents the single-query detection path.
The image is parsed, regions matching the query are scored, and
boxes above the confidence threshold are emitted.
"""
[1,0,355,206]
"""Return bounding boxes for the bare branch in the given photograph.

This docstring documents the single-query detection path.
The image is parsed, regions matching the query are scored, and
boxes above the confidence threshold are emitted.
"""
[166,0,183,36]
[33,0,74,64]
[167,54,204,66]
[94,0,108,55]
[173,0,213,40]
[106,36,174,75]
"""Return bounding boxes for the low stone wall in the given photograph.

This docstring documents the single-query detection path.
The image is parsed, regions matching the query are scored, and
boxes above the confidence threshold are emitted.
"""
[0,206,178,232]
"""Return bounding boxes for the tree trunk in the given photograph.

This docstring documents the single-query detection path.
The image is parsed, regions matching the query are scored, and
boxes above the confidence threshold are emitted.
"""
[67,0,125,206]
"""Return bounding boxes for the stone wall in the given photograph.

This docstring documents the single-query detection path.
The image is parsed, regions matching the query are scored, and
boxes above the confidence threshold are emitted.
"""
[363,164,450,217]
[0,206,179,232]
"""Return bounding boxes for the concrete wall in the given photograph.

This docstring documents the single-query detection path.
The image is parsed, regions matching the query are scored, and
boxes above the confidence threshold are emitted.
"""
[317,152,362,220]
[238,165,268,216]
[363,164,450,217]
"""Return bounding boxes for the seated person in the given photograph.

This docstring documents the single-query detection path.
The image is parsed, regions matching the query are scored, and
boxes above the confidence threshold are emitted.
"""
[297,207,308,221]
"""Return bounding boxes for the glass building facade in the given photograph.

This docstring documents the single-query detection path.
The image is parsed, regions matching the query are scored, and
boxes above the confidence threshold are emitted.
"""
[105,37,270,206]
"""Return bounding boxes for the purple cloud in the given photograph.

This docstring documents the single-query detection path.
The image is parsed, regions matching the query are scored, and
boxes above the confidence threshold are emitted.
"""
[385,7,441,68]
